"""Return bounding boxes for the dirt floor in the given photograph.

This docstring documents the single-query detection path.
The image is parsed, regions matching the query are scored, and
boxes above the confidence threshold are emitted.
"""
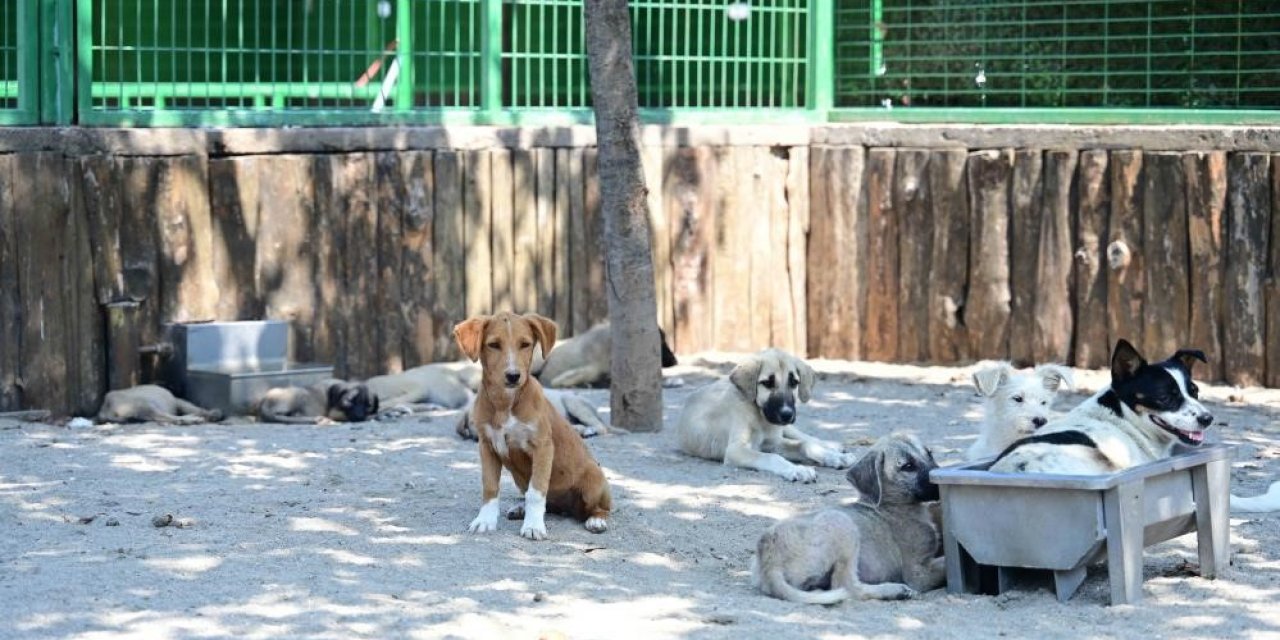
[2,354,1279,640]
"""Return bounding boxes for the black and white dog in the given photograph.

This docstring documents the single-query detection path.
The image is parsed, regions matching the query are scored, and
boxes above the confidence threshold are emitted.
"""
[989,339,1213,475]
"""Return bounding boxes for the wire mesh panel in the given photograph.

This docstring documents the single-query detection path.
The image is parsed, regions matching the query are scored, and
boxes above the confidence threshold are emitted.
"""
[835,0,1280,111]
[0,0,37,123]
[504,0,810,110]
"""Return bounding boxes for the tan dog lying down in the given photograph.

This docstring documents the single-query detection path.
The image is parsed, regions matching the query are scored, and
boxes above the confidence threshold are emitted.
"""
[455,388,614,440]
[676,349,856,482]
[365,362,480,417]
[97,385,224,425]
[536,321,678,388]
[456,312,612,540]
[255,379,379,424]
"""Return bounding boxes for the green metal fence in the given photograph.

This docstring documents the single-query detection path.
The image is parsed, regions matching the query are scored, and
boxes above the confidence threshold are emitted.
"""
[3,0,1280,126]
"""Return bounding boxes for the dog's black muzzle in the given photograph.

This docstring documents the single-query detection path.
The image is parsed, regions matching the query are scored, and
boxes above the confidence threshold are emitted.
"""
[761,394,796,425]
[913,465,940,502]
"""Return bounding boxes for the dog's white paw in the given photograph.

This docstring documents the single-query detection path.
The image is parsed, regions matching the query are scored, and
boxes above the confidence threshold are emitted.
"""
[822,449,858,469]
[377,405,413,422]
[469,515,497,533]
[506,503,525,520]
[782,466,818,483]
[316,417,339,426]
[520,520,548,541]
[584,517,608,533]
[576,426,600,439]
[889,584,917,600]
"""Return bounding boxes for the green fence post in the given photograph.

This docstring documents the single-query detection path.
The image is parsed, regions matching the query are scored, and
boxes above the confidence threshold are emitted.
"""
[395,0,415,112]
[480,0,503,122]
[808,0,834,119]
[13,0,40,123]
[75,0,91,124]
[39,0,75,124]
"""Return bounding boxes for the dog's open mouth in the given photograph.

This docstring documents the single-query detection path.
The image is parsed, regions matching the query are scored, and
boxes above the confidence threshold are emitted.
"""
[1150,414,1205,445]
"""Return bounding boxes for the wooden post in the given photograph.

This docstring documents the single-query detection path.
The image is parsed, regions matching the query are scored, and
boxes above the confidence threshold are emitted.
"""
[375,151,406,373]
[714,147,753,352]
[1032,150,1078,364]
[1073,150,1110,369]
[1142,153,1190,359]
[863,148,898,362]
[668,146,716,353]
[399,151,436,367]
[895,149,931,362]
[106,301,141,391]
[513,148,538,314]
[490,148,515,312]
[0,155,19,410]
[464,150,494,323]
[1268,155,1280,387]
[785,147,810,356]
[534,148,558,319]
[1224,153,1269,387]
[207,157,263,320]
[926,149,970,364]
[1009,150,1044,366]
[1107,151,1144,355]
[967,149,1015,360]
[433,151,466,360]
[1185,152,1226,381]
[808,146,866,360]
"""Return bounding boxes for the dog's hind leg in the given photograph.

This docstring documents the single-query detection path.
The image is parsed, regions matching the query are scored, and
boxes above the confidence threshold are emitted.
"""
[560,395,613,437]
[506,469,531,520]
[172,398,223,422]
[831,532,917,601]
[579,468,611,534]
[548,365,606,389]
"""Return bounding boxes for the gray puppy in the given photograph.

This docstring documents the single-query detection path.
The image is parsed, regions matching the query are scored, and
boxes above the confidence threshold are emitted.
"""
[751,432,945,604]
[96,385,224,425]
[256,379,379,424]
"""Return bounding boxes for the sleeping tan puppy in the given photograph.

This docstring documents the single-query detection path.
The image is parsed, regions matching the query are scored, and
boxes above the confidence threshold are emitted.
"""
[96,385,223,425]
[536,321,678,388]
[255,379,379,424]
[366,362,480,418]
[455,388,615,440]
[675,349,856,482]
[456,312,613,540]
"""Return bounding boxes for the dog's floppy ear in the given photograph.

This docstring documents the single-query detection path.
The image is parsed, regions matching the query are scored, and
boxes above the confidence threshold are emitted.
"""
[658,328,678,367]
[1111,339,1146,382]
[848,449,884,507]
[1171,349,1207,372]
[729,357,763,398]
[972,362,1012,397]
[1035,364,1074,392]
[326,383,344,409]
[795,359,817,403]
[453,317,488,361]
[523,313,558,358]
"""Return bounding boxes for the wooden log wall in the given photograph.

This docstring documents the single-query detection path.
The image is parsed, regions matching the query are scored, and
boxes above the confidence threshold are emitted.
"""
[3,136,1280,415]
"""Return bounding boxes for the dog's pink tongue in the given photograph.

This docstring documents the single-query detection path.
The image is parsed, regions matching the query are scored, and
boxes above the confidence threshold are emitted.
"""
[1187,430,1205,443]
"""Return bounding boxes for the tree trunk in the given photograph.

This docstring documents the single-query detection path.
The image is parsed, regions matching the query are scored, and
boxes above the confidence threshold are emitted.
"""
[584,0,662,431]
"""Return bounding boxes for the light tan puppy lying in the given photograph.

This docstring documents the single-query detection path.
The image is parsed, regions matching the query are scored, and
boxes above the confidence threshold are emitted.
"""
[366,363,480,418]
[676,349,855,482]
[255,379,379,424]
[456,312,612,540]
[752,433,944,604]
[96,385,224,425]
[455,388,615,440]
[536,321,678,388]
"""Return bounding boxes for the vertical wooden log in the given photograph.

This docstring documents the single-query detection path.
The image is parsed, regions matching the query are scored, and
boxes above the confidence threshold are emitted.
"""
[967,149,1015,360]
[1073,150,1111,369]
[513,148,538,314]
[105,301,141,391]
[926,149,970,363]
[0,156,20,409]
[565,147,590,334]
[712,146,752,350]
[157,155,218,324]
[1269,156,1280,387]
[862,148,898,362]
[808,146,865,360]
[1032,149,1078,364]
[207,157,262,320]
[1185,152,1226,381]
[254,155,318,366]
[894,149,931,362]
[785,146,810,356]
[1224,153,1269,387]
[553,148,574,330]
[490,148,515,312]
[668,146,716,353]
[534,148,557,318]
[80,155,130,398]
[751,147,777,349]
[119,157,163,377]
[1142,153,1190,359]
[1009,150,1044,366]
[399,150,435,367]
[583,147,608,328]
[464,150,493,323]
[644,144,673,337]
[65,162,104,415]
[433,151,466,360]
[16,153,69,411]
[375,152,406,373]
[1107,150,1144,356]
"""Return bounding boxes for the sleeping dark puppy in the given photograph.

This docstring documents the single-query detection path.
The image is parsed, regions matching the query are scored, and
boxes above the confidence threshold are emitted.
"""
[535,321,678,388]
[256,379,379,424]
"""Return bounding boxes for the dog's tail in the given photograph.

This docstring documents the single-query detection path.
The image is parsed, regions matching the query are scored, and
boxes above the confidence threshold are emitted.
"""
[751,555,849,605]
[1231,481,1280,513]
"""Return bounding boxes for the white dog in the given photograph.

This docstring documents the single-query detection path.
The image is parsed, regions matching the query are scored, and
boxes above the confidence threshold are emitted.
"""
[967,362,1074,460]
[675,349,856,483]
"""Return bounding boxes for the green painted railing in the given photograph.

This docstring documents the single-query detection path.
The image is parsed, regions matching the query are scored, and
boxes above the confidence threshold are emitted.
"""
[4,0,1280,126]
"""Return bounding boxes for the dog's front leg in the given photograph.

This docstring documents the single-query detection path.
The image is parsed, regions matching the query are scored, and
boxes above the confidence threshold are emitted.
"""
[781,426,858,468]
[468,439,502,533]
[521,440,554,540]
[904,556,948,592]
[725,442,817,483]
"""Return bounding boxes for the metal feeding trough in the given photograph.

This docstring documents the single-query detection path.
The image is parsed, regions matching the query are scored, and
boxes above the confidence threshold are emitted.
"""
[930,444,1232,606]
[163,321,333,416]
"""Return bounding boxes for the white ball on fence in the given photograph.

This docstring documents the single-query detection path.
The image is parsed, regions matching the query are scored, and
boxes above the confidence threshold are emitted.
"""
[726,2,751,22]
[377,1,392,19]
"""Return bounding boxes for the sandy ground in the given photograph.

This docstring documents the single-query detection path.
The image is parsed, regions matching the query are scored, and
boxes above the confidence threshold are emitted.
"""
[2,354,1279,640]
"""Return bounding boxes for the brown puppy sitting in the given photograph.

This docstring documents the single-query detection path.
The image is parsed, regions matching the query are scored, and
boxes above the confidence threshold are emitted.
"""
[256,379,379,424]
[455,312,612,540]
